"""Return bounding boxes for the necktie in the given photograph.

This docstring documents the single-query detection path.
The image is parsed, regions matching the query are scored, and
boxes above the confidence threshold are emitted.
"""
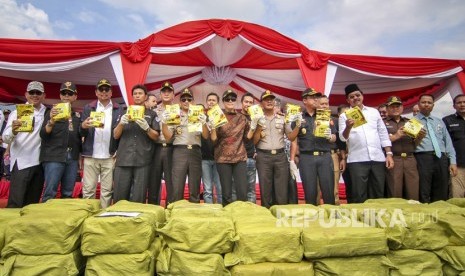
[426,118,441,158]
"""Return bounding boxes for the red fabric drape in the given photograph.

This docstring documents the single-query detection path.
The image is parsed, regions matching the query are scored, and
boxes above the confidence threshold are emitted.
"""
[330,53,462,76]
[296,57,327,92]
[0,38,119,63]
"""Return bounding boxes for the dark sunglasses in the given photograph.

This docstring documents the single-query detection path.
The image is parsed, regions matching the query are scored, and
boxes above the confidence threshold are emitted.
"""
[181,98,193,102]
[60,90,76,96]
[98,87,111,93]
[224,97,237,102]
[28,90,43,96]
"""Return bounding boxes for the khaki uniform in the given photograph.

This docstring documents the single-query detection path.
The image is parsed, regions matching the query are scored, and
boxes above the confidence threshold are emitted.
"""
[384,117,419,200]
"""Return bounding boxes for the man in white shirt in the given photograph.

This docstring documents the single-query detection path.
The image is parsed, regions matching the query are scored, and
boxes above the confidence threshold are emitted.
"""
[80,79,124,208]
[2,81,47,207]
[339,83,394,203]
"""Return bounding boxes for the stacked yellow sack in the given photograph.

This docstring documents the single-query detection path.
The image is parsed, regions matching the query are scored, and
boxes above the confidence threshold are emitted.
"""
[0,208,20,275]
[82,200,165,276]
[224,201,305,273]
[157,200,233,276]
[1,199,100,276]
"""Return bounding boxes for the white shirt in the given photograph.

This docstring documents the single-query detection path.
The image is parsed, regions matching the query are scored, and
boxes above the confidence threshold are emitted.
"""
[92,101,113,159]
[339,105,391,163]
[2,104,46,170]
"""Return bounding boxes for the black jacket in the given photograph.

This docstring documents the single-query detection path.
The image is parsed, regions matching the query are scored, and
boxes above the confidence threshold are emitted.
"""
[79,100,123,157]
[40,109,82,162]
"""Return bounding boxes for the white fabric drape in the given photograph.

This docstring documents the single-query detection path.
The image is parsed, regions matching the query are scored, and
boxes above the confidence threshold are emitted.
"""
[201,66,236,85]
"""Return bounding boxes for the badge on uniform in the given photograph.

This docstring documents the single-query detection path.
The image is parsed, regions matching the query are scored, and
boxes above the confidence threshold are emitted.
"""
[260,130,266,138]
[301,128,307,135]
[176,127,183,135]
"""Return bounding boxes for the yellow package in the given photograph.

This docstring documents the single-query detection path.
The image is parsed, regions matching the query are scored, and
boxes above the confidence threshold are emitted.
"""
[90,111,105,128]
[127,105,145,121]
[314,109,331,138]
[188,105,204,133]
[285,103,302,124]
[207,104,228,129]
[165,104,181,125]
[16,104,34,132]
[247,104,264,121]
[345,106,367,128]
[403,117,424,138]
[53,102,71,121]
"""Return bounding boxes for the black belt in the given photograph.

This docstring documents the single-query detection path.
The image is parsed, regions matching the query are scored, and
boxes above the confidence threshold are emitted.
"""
[393,152,414,157]
[415,151,445,156]
[157,143,173,147]
[173,145,200,150]
[301,151,330,156]
[256,148,285,155]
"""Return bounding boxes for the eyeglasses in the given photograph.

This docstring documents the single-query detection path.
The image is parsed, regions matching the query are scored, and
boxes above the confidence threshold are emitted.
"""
[224,97,237,102]
[98,87,111,93]
[181,98,193,102]
[28,90,43,96]
[60,90,75,96]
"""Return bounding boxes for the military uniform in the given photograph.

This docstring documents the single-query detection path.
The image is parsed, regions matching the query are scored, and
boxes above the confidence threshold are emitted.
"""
[384,116,419,200]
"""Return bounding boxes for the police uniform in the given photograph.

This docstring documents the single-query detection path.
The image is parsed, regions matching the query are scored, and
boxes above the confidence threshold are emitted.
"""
[148,103,175,205]
[384,97,419,200]
[298,109,336,205]
[171,106,203,204]
[255,91,290,207]
[113,108,160,203]
[443,111,465,197]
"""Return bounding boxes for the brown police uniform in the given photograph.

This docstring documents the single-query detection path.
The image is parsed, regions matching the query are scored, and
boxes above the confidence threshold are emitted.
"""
[384,116,419,200]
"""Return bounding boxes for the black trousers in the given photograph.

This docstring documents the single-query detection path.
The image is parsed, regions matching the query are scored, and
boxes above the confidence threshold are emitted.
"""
[299,153,335,205]
[113,164,151,204]
[414,153,449,203]
[256,151,289,208]
[148,145,173,205]
[217,161,247,206]
[171,147,202,203]
[342,166,353,203]
[288,163,298,204]
[7,163,44,208]
[347,161,385,203]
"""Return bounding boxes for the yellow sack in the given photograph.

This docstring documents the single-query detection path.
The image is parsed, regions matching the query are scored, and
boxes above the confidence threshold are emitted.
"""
[313,255,394,276]
[388,249,442,276]
[45,198,101,213]
[1,249,84,276]
[230,261,313,276]
[81,212,157,256]
[158,215,236,254]
[224,220,303,266]
[0,209,20,253]
[302,222,388,258]
[85,238,161,276]
[106,200,166,227]
[2,211,88,257]
[435,246,465,272]
[156,242,229,276]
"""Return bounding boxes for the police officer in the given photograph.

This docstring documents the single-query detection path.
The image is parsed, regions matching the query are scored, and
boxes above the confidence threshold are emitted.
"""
[252,90,300,208]
[384,96,423,200]
[148,81,175,205]
[161,88,209,203]
[288,88,336,205]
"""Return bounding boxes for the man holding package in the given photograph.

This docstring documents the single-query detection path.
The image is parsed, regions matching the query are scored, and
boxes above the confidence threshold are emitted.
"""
[384,96,424,200]
[339,84,394,203]
[3,81,47,207]
[40,81,82,202]
[252,90,300,207]
[161,88,209,203]
[80,78,124,208]
[288,88,336,205]
[113,84,160,203]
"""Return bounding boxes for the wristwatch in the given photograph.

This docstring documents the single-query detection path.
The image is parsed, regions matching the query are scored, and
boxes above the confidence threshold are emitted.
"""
[386,152,393,155]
